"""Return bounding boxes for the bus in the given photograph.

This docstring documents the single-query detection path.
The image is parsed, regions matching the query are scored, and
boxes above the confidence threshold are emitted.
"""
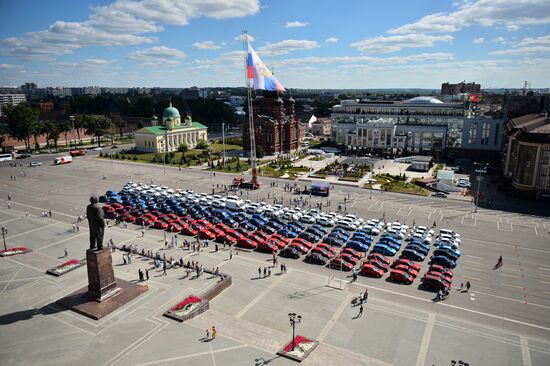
[0,153,13,162]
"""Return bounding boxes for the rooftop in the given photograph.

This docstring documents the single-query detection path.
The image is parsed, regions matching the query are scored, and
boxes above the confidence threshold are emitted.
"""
[135,122,207,135]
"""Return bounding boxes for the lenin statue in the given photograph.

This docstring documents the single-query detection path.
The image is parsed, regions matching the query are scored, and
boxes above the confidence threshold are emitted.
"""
[87,196,105,250]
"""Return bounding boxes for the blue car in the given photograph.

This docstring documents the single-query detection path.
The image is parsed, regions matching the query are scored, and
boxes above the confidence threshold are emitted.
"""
[310,224,329,234]
[434,248,460,261]
[345,240,369,252]
[326,236,346,247]
[379,235,401,245]
[431,255,457,268]
[351,235,373,245]
[241,221,258,231]
[371,243,397,256]
[406,244,430,256]
[378,239,400,251]
[437,245,461,258]
[401,248,426,261]
[251,214,267,225]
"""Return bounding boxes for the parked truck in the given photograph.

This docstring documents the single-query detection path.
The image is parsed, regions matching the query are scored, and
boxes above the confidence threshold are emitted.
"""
[54,156,72,165]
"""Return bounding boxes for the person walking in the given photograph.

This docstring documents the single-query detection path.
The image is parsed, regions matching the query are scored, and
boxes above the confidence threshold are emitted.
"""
[357,304,364,318]
[211,326,216,339]
[229,249,233,260]
[145,269,149,280]
[466,281,471,291]
[205,328,210,340]
[7,202,11,209]
[163,261,167,275]
[141,229,145,237]
[258,267,261,278]
[138,269,144,282]
[459,282,464,291]
[49,210,52,218]
[64,248,68,258]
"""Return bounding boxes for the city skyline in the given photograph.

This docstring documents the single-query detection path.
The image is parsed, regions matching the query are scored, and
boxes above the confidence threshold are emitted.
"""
[0,0,549,89]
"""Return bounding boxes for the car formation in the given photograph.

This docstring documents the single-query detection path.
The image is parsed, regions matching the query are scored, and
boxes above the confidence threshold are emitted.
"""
[101,182,461,293]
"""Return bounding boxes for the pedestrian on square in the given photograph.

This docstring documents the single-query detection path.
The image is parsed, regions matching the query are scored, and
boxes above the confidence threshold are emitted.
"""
[268,268,271,277]
[49,210,52,218]
[7,202,11,209]
[146,269,149,280]
[141,229,145,237]
[138,269,144,281]
[459,282,464,291]
[211,326,216,339]
[263,267,266,277]
[64,248,68,258]
[163,262,167,275]
[206,328,210,339]
[358,304,363,318]
[466,281,471,291]
[229,249,233,260]
[258,267,261,278]
[128,254,132,264]
[7,195,10,201]
[25,210,28,216]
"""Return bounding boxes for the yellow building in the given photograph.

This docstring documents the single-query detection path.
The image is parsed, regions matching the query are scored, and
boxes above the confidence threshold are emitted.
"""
[134,102,208,153]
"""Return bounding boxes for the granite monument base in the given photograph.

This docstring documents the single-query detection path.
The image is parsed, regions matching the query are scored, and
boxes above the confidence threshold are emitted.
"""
[56,248,147,320]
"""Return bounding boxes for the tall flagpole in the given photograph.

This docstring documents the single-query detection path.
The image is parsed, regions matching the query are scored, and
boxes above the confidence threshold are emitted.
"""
[243,30,259,188]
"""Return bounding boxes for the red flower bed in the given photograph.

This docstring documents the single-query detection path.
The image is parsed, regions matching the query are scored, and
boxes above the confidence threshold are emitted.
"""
[61,259,80,267]
[0,247,29,253]
[283,336,313,353]
[171,296,202,311]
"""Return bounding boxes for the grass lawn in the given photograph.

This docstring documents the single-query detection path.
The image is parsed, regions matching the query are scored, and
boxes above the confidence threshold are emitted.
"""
[381,180,429,195]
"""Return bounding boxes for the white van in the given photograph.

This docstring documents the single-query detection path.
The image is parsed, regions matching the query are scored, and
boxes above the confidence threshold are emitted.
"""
[225,197,245,212]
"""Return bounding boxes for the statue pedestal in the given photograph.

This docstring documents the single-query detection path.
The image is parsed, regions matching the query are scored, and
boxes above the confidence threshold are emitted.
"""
[86,249,119,301]
[56,249,147,320]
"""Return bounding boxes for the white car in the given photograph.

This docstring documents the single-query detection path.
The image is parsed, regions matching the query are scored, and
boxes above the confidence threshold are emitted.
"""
[92,146,103,151]
[384,229,405,240]
[300,215,316,224]
[212,200,225,209]
[317,216,335,227]
[29,161,42,167]
[337,221,357,231]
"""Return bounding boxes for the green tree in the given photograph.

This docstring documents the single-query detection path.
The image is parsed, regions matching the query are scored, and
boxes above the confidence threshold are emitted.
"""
[256,145,265,159]
[112,115,126,139]
[83,115,112,147]
[3,103,40,151]
[58,122,71,147]
[74,114,85,145]
[43,122,60,152]
[195,139,208,149]
[177,143,188,153]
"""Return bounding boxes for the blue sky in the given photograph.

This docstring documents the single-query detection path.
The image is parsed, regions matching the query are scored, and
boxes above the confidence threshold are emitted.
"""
[0,0,549,89]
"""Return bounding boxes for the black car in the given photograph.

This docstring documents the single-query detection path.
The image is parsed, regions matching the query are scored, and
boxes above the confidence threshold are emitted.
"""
[280,247,301,259]
[299,232,320,243]
[305,252,329,265]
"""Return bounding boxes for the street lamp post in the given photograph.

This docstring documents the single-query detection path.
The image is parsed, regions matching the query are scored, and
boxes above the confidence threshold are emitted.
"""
[473,162,488,213]
[1,227,7,252]
[288,313,302,351]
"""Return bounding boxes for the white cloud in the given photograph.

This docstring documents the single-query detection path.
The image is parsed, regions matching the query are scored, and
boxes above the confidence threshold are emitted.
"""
[235,34,255,42]
[473,37,485,44]
[127,46,187,67]
[350,34,453,53]
[285,21,308,28]
[491,35,550,55]
[52,59,117,69]
[258,39,320,56]
[192,41,225,50]
[388,0,550,34]
[0,0,260,60]
[325,37,339,43]
[507,24,520,31]
[493,36,508,44]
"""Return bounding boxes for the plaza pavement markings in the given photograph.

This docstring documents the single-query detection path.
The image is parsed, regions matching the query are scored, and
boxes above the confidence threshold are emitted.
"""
[415,313,435,366]
[540,268,550,272]
[463,237,550,254]
[2,264,23,292]
[502,283,524,289]
[37,231,88,251]
[464,261,483,266]
[521,336,533,366]
[466,254,484,260]
[235,272,286,319]
[317,294,351,342]
[501,273,523,279]
[131,345,249,366]
[463,266,484,272]
[0,216,21,225]
[208,342,217,366]
[541,281,550,285]
[4,221,59,239]
[353,281,550,332]
[459,275,481,282]
[1,200,75,219]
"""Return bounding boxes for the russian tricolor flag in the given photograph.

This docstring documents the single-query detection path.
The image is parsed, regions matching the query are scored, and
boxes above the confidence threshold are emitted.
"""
[247,43,285,92]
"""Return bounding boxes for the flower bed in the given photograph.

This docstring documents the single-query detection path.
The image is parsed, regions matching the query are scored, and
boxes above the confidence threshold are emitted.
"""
[0,247,31,257]
[163,295,209,322]
[47,259,86,276]
[277,335,319,362]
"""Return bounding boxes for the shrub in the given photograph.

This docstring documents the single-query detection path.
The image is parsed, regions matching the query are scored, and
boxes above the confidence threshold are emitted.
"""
[195,139,208,149]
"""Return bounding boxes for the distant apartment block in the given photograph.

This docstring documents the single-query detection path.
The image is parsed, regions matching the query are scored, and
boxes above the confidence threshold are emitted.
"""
[441,81,481,95]
[0,94,26,116]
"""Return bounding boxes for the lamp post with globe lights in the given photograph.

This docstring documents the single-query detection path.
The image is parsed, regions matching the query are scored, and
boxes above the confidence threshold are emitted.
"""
[288,313,302,351]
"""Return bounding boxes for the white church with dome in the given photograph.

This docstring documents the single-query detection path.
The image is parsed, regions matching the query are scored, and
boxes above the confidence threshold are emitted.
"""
[134,101,208,153]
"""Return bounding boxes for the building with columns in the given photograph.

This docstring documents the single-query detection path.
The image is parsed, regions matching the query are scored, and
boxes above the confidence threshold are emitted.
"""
[134,102,208,153]
[331,96,503,158]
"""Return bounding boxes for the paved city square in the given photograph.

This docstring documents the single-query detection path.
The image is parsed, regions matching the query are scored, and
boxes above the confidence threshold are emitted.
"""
[1,156,550,366]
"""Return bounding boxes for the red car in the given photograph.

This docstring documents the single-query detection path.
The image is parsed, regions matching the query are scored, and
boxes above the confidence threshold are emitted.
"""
[153,220,169,230]
[215,223,231,232]
[428,265,454,278]
[225,231,243,245]
[181,225,198,236]
[330,256,353,271]
[290,242,309,254]
[425,271,452,284]
[292,238,313,249]
[119,214,136,223]
[257,241,278,253]
[366,259,389,272]
[341,248,362,260]
[361,263,385,278]
[237,237,257,249]
[111,203,124,210]
[115,207,127,215]
[392,258,421,272]
[253,231,270,241]
[247,233,266,245]
[422,273,451,291]
[340,252,359,265]
[235,227,249,237]
[136,216,154,226]
[199,229,216,240]
[316,242,338,255]
[367,253,390,267]
[389,270,414,284]
[168,223,183,232]
[394,264,419,277]
[310,247,332,259]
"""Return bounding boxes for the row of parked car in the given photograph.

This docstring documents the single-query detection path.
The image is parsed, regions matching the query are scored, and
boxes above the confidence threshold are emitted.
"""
[101,182,461,291]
